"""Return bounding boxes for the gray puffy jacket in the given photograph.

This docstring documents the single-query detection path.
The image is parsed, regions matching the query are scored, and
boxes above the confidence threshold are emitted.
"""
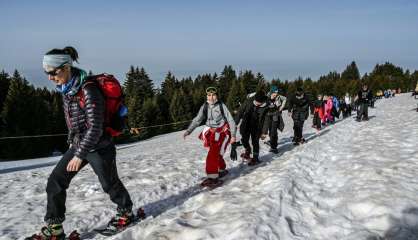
[187,101,237,137]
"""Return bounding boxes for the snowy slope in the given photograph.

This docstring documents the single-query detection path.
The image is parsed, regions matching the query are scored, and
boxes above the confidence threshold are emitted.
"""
[1,94,418,240]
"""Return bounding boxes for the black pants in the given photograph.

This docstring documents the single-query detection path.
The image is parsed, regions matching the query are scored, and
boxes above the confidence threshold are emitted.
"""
[267,116,279,149]
[293,119,305,141]
[241,129,260,158]
[313,112,321,129]
[44,144,133,224]
[357,103,369,120]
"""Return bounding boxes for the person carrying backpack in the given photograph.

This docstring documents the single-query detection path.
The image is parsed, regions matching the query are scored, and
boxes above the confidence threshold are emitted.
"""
[265,85,286,153]
[27,47,133,240]
[183,87,237,188]
[234,91,269,165]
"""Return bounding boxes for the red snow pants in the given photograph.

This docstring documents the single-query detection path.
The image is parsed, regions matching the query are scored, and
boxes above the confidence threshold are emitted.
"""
[199,123,231,178]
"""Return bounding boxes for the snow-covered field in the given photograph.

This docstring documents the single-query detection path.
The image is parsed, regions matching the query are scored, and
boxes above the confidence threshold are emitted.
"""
[1,93,418,240]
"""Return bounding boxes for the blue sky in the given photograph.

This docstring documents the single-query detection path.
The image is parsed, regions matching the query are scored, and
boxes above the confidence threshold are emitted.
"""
[0,0,417,88]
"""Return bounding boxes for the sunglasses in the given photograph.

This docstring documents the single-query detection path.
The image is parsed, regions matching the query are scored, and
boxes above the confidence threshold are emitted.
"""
[44,63,67,76]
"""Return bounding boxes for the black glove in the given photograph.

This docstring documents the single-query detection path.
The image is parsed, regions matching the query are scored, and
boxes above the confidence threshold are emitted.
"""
[230,142,238,161]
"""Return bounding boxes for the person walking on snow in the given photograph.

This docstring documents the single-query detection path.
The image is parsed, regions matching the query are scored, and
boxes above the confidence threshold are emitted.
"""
[288,87,311,145]
[183,87,237,188]
[312,94,324,131]
[234,91,269,166]
[265,85,287,154]
[344,93,352,116]
[27,47,134,240]
[355,83,373,121]
[324,96,334,124]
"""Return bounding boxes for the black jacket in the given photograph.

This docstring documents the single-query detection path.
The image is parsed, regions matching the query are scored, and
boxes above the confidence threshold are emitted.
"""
[357,89,373,104]
[288,93,311,121]
[63,68,111,159]
[234,99,269,135]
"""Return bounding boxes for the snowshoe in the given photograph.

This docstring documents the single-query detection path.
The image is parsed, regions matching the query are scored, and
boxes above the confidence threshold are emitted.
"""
[200,178,223,189]
[219,169,229,178]
[94,208,145,236]
[25,224,79,240]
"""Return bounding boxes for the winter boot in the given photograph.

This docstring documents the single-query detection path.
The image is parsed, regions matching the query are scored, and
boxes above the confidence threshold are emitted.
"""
[248,155,261,166]
[219,169,229,178]
[106,209,135,231]
[240,150,251,161]
[25,223,65,240]
[200,178,223,188]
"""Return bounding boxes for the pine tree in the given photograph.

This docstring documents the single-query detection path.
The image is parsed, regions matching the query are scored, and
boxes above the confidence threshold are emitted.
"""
[218,66,237,102]
[140,97,162,138]
[239,70,257,94]
[169,89,192,130]
[161,71,177,101]
[0,70,10,113]
[341,61,360,81]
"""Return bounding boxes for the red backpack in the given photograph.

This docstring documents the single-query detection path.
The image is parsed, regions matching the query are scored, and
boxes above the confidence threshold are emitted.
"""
[78,74,126,137]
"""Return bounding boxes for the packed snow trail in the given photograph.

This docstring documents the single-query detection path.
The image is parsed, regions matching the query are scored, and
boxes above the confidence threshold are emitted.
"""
[1,94,418,240]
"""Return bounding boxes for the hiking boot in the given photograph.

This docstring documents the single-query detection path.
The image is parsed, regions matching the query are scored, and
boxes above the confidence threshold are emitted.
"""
[219,169,229,178]
[240,150,251,160]
[200,178,223,188]
[107,209,135,230]
[248,156,261,166]
[25,223,65,240]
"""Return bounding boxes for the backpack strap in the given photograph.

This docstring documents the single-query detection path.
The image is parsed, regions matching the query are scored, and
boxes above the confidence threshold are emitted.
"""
[200,101,227,126]
[218,102,227,122]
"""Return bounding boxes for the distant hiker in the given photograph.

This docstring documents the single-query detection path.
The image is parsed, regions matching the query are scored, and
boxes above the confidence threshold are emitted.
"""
[344,93,352,116]
[324,95,334,124]
[288,87,311,145]
[184,87,237,188]
[265,86,287,153]
[355,83,373,121]
[312,94,324,130]
[234,91,269,165]
[27,46,134,240]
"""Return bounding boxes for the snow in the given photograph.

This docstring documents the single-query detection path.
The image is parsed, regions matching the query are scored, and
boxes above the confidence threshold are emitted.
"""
[1,93,418,240]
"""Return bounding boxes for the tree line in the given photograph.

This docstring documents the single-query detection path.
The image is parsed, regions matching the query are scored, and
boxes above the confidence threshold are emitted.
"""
[1,61,417,160]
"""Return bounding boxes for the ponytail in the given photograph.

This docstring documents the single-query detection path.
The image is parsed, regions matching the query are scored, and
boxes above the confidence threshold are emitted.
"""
[45,46,79,63]
[63,46,79,63]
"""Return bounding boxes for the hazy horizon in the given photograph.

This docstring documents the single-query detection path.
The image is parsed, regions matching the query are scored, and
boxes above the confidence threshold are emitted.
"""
[1,0,417,89]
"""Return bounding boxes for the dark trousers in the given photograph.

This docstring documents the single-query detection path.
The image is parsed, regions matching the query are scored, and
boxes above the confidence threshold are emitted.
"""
[268,116,279,149]
[357,103,369,120]
[293,120,305,141]
[313,112,321,129]
[241,129,260,158]
[44,144,133,224]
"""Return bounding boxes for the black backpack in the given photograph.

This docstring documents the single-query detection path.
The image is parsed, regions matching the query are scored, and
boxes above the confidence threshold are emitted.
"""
[199,101,227,126]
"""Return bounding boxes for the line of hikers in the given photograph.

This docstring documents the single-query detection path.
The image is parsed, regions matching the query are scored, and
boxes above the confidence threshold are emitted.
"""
[27,46,375,239]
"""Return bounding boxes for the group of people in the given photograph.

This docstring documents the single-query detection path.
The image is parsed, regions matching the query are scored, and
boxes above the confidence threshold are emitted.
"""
[27,46,375,240]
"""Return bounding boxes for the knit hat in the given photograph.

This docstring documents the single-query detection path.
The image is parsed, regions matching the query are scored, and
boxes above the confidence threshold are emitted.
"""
[270,85,279,94]
[254,91,267,103]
